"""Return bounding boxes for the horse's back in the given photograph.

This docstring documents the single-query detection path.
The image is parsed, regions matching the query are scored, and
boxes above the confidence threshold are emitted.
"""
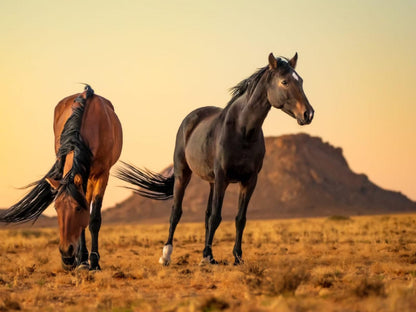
[53,93,122,174]
[179,106,222,143]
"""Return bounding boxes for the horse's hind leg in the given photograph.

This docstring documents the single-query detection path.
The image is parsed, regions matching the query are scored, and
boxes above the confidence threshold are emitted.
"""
[202,172,228,264]
[233,176,257,265]
[159,165,191,265]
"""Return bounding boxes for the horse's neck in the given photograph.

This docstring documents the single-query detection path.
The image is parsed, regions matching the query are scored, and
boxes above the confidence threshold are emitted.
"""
[236,81,271,137]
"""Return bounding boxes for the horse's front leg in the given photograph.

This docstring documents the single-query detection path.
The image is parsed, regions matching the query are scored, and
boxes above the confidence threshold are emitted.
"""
[202,173,228,264]
[233,176,257,265]
[88,174,109,270]
[75,185,94,270]
[89,196,103,270]
[204,183,214,243]
[75,229,89,269]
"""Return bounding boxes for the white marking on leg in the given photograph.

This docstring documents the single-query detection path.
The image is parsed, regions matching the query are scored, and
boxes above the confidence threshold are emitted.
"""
[292,72,299,81]
[159,244,173,265]
[90,202,93,214]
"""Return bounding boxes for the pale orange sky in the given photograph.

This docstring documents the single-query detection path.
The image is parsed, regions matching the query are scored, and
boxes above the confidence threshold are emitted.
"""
[0,1,415,216]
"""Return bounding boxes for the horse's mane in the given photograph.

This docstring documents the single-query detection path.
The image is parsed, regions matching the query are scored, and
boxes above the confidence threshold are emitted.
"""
[55,87,93,208]
[226,66,269,107]
[224,56,292,110]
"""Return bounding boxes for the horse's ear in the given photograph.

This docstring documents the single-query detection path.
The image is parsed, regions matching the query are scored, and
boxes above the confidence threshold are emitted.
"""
[45,177,60,190]
[289,52,298,69]
[74,174,83,189]
[268,53,277,69]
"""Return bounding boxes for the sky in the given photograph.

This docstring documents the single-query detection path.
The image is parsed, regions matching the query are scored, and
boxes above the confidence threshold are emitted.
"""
[0,0,415,216]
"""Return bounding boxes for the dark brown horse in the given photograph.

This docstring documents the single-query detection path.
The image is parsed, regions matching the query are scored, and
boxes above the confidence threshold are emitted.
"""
[117,53,314,265]
[0,85,123,270]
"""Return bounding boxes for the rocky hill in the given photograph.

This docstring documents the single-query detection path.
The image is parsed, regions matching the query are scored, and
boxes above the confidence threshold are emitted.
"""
[102,134,416,224]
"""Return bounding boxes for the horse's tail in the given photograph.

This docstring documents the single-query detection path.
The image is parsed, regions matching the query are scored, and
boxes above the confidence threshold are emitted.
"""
[115,161,174,200]
[0,162,62,224]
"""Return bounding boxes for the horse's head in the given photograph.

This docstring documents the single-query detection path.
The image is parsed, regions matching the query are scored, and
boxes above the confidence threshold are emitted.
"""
[46,174,89,270]
[266,53,314,125]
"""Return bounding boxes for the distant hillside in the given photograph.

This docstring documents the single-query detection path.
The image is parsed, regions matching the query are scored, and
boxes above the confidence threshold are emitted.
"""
[102,134,416,224]
[0,213,56,229]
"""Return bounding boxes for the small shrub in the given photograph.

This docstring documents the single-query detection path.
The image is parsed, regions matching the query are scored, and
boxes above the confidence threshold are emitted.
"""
[353,277,386,297]
[268,265,310,295]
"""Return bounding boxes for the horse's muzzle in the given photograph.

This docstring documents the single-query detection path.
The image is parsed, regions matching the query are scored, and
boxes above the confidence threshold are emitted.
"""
[59,244,76,270]
[298,109,314,125]
[61,255,76,270]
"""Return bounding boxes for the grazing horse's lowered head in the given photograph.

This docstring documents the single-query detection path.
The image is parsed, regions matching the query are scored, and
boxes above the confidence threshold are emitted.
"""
[266,53,314,125]
[46,173,90,269]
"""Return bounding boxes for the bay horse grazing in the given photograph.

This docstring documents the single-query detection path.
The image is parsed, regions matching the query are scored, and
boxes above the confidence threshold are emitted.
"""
[0,85,123,270]
[117,53,314,265]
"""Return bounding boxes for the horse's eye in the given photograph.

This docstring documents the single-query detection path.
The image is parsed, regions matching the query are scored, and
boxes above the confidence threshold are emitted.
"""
[281,80,288,86]
[76,206,82,212]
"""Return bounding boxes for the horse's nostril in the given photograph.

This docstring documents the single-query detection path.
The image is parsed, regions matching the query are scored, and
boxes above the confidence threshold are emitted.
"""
[67,244,74,255]
[61,244,75,257]
[304,111,309,122]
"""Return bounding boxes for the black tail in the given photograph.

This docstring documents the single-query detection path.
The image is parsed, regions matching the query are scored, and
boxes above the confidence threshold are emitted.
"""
[0,165,60,224]
[115,161,174,200]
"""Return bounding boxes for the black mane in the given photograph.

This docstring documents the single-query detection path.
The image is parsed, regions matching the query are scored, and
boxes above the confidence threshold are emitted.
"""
[56,87,93,208]
[227,66,269,106]
[225,56,292,109]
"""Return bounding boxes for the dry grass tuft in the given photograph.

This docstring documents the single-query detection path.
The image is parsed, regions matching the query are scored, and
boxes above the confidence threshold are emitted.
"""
[353,276,386,298]
[267,262,310,296]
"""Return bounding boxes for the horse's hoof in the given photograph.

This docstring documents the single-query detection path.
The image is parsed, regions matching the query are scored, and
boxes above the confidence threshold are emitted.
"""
[199,256,218,266]
[76,262,90,271]
[233,259,244,266]
[159,256,170,266]
[159,244,173,266]
[89,264,101,271]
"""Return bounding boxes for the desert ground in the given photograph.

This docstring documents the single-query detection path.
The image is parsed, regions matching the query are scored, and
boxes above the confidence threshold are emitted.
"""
[1,214,416,311]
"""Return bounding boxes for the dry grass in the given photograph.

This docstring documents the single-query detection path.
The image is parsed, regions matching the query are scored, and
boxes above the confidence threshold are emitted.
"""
[1,214,416,311]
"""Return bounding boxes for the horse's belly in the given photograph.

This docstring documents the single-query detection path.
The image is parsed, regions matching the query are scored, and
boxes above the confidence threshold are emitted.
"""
[184,122,216,182]
[185,144,215,182]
